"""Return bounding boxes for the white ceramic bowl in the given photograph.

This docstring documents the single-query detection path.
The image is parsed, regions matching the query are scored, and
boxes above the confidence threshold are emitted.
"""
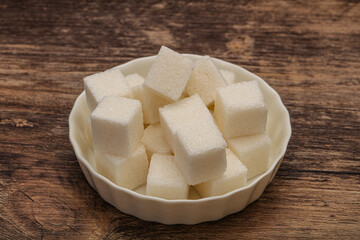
[69,54,291,225]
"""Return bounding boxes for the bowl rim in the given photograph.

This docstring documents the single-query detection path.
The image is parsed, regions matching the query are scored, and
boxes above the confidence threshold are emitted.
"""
[69,54,292,204]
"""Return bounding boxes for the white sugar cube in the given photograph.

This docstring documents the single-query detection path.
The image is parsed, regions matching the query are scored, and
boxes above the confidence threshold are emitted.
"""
[209,109,215,120]
[125,73,144,89]
[95,144,148,190]
[227,133,271,179]
[174,123,227,185]
[160,94,227,185]
[146,154,189,200]
[144,46,194,102]
[160,94,226,185]
[84,68,133,111]
[195,148,247,197]
[159,94,212,150]
[91,96,143,156]
[141,123,172,159]
[126,73,170,124]
[186,56,227,106]
[215,80,268,138]
[134,85,170,124]
[220,69,235,85]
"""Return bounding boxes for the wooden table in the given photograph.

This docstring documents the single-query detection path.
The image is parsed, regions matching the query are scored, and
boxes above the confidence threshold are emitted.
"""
[1,1,359,239]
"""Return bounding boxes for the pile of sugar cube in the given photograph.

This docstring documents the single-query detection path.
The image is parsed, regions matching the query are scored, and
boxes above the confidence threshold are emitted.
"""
[84,46,271,200]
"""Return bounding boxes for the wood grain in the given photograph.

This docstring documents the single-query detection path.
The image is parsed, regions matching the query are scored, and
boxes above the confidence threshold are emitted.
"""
[1,0,359,239]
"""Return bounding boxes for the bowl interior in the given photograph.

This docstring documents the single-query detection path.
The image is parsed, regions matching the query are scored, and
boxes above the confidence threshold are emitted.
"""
[69,54,291,202]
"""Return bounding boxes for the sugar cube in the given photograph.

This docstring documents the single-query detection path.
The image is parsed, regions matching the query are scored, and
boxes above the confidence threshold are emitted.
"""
[125,73,144,89]
[159,94,212,150]
[84,68,133,111]
[95,144,148,190]
[159,94,226,185]
[186,56,227,106]
[220,69,235,85]
[174,123,227,185]
[91,96,143,156]
[209,109,215,120]
[146,154,189,200]
[215,80,268,138]
[194,148,247,197]
[125,73,170,124]
[134,85,171,124]
[227,133,271,179]
[141,123,172,159]
[160,94,227,185]
[133,184,146,195]
[144,46,194,102]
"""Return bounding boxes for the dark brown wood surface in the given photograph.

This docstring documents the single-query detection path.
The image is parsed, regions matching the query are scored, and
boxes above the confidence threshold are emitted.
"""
[1,0,359,239]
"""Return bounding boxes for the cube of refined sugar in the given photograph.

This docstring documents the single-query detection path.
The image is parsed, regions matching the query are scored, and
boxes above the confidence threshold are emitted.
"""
[227,133,271,179]
[126,73,170,124]
[174,123,227,185]
[159,94,212,150]
[186,56,227,106]
[91,96,143,156]
[220,69,235,85]
[194,149,247,197]
[125,74,145,101]
[215,80,268,138]
[134,85,170,124]
[125,73,144,89]
[159,94,226,185]
[133,183,146,195]
[144,46,194,102]
[209,109,215,120]
[141,123,172,159]
[95,144,148,190]
[146,154,189,200]
[84,68,133,111]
